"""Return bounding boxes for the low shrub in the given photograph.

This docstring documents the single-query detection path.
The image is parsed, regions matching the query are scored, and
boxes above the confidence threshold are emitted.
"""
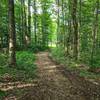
[16,51,37,77]
[0,51,37,82]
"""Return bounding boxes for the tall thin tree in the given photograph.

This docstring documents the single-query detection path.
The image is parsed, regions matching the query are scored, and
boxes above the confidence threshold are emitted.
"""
[72,0,79,60]
[8,0,16,67]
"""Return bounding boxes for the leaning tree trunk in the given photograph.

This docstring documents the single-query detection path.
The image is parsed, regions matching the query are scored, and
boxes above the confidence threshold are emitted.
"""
[8,0,16,67]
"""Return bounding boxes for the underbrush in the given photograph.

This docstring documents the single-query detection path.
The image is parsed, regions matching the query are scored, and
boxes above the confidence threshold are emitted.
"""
[51,47,78,69]
[0,90,6,100]
[0,51,37,99]
[27,45,49,52]
[0,51,37,82]
[16,51,36,78]
[51,47,100,79]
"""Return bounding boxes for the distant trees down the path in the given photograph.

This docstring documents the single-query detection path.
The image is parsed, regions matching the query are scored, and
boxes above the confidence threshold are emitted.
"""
[0,0,100,70]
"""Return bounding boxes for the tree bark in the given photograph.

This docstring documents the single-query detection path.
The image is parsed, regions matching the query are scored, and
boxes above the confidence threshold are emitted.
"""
[28,0,31,44]
[71,0,79,60]
[33,0,37,45]
[8,0,16,67]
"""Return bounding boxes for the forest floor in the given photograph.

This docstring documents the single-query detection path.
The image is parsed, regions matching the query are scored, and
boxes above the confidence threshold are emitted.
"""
[2,52,100,100]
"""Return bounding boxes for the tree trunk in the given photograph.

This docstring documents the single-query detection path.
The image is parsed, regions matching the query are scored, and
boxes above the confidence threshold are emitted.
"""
[8,0,16,67]
[71,0,79,60]
[56,0,60,47]
[28,0,31,44]
[33,0,37,45]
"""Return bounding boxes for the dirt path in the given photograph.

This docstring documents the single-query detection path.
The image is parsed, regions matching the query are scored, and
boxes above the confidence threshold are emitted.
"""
[3,52,100,100]
[19,52,91,100]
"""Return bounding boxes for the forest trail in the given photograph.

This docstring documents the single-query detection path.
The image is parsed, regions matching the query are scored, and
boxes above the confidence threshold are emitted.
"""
[19,52,90,100]
[3,52,100,100]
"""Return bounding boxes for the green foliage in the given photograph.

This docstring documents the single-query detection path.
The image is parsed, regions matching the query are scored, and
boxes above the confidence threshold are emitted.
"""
[16,51,37,79]
[0,51,37,82]
[16,51,36,73]
[51,47,76,67]
[0,53,8,66]
[0,90,6,100]
[51,47,100,78]
[51,47,100,69]
[51,47,65,61]
[90,53,100,68]
[28,44,49,52]
[51,47,77,69]
[80,70,100,79]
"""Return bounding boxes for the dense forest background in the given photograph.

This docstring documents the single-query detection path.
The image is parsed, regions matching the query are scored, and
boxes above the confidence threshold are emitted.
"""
[0,0,100,69]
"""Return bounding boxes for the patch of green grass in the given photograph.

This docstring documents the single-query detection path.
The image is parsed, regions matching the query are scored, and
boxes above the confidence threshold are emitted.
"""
[0,53,8,66]
[0,90,6,100]
[51,47,65,61]
[51,47,100,79]
[80,70,100,79]
[51,47,77,69]
[0,51,37,82]
[16,51,37,79]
